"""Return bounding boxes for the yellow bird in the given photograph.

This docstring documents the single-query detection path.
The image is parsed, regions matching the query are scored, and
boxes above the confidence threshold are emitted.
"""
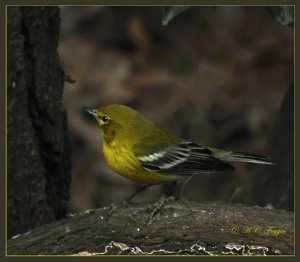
[86,104,273,200]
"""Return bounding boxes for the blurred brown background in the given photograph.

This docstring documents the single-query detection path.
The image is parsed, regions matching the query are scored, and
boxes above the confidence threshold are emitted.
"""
[58,6,293,213]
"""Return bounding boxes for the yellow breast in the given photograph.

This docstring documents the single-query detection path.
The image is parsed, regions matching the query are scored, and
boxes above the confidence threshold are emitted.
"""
[102,142,178,184]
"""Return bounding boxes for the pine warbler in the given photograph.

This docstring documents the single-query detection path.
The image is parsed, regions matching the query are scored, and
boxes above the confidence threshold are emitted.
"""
[86,104,273,197]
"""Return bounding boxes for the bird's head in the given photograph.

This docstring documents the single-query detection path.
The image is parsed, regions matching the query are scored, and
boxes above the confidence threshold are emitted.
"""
[85,104,152,145]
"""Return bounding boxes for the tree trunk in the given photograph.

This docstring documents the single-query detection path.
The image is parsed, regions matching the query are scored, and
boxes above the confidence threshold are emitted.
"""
[7,201,294,255]
[231,84,294,211]
[7,6,71,238]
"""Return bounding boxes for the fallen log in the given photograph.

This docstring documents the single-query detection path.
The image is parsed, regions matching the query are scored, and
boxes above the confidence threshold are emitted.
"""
[7,201,294,255]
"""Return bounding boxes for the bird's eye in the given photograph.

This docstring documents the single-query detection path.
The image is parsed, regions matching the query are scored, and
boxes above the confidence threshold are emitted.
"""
[101,115,109,123]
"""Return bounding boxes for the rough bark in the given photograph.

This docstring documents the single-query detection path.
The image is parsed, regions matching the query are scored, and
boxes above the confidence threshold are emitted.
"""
[8,202,294,255]
[231,84,294,211]
[7,6,71,238]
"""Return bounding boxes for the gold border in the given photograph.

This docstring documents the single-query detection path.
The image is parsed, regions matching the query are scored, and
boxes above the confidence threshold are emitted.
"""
[5,4,8,256]
[5,4,296,257]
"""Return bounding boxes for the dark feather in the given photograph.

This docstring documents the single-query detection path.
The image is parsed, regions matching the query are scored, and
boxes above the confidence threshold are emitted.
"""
[216,152,274,165]
[139,141,233,176]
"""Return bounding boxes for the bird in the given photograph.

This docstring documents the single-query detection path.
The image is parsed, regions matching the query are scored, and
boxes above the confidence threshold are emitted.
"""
[85,104,274,201]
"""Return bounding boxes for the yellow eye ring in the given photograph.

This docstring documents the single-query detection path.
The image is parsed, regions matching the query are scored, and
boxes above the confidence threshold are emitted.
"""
[101,115,109,123]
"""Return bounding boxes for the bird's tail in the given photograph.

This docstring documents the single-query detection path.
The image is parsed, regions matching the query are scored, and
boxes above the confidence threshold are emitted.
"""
[211,149,274,165]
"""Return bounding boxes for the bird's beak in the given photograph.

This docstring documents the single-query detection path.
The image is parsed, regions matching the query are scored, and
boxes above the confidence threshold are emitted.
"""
[85,108,97,118]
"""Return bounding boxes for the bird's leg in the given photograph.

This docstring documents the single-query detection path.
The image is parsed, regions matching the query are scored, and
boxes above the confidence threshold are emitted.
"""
[160,177,194,201]
[105,184,152,220]
[162,181,178,198]
[177,176,195,201]
[125,184,152,202]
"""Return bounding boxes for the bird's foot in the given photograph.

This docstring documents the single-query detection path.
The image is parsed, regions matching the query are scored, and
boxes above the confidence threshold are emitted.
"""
[145,195,175,226]
[105,200,129,220]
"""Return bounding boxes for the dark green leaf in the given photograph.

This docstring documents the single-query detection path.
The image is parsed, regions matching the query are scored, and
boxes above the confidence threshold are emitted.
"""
[162,6,191,26]
[269,6,294,27]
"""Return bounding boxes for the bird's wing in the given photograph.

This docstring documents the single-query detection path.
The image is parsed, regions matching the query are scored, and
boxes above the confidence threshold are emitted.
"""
[137,141,234,176]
